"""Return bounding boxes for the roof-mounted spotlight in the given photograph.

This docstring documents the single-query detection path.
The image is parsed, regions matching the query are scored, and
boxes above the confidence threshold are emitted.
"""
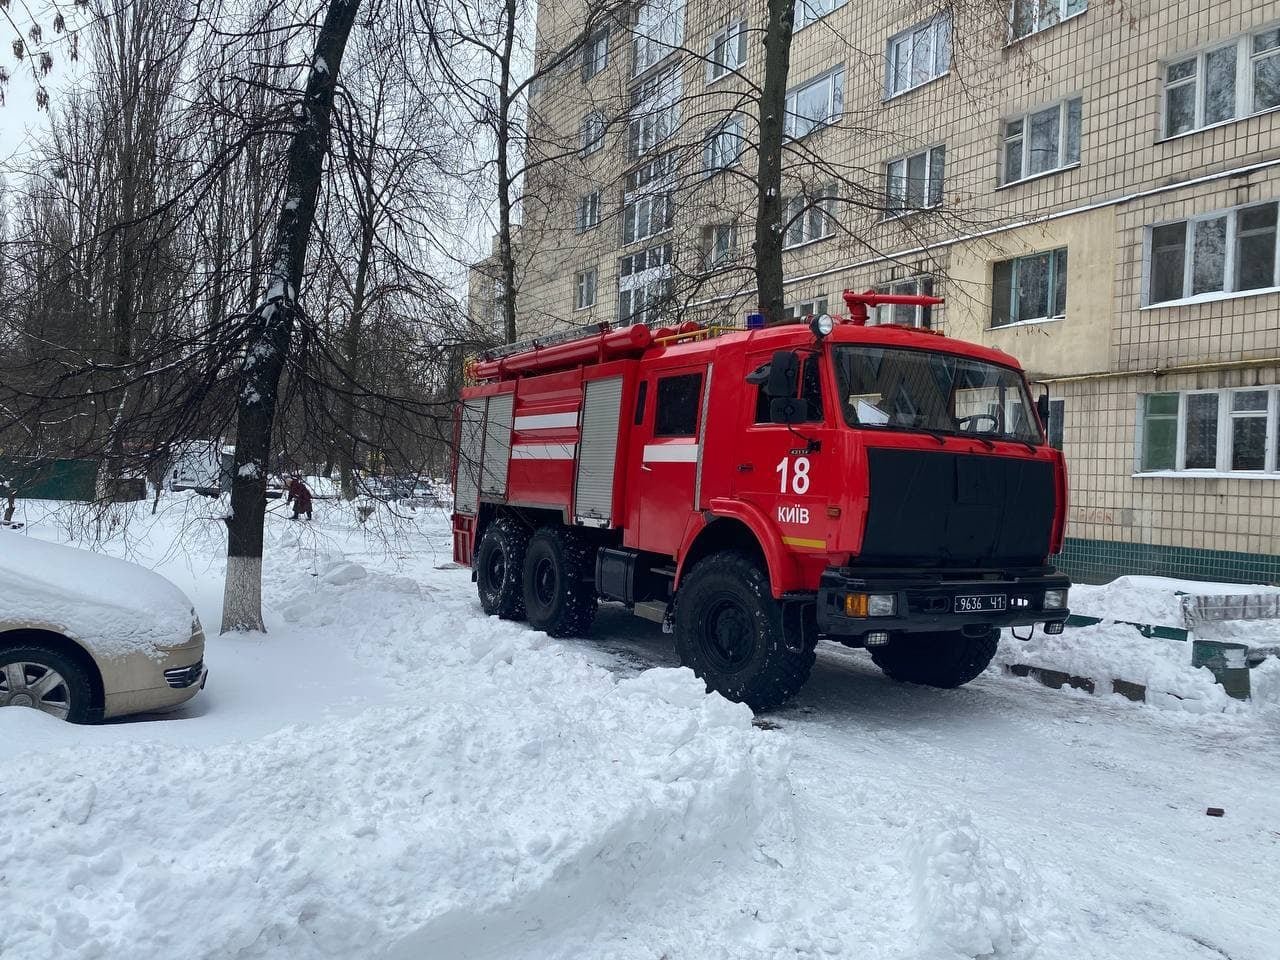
[810,313,835,339]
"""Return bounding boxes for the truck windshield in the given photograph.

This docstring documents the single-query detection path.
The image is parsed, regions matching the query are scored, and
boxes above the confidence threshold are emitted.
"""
[831,345,1043,444]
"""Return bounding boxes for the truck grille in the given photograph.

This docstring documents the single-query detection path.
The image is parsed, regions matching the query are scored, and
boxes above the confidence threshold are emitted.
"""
[860,448,1054,568]
[163,659,204,689]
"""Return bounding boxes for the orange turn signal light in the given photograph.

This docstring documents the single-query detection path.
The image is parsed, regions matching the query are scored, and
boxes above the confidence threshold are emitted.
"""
[844,593,868,618]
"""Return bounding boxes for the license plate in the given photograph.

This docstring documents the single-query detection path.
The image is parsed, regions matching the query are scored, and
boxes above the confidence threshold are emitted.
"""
[955,594,1006,613]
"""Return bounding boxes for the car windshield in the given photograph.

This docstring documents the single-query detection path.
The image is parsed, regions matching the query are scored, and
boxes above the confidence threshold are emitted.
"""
[831,345,1043,444]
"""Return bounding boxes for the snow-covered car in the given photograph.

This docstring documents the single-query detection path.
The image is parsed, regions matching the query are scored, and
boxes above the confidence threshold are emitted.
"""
[0,533,207,722]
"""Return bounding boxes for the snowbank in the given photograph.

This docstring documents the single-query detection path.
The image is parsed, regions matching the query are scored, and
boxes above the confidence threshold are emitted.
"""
[0,559,786,959]
[0,529,194,659]
[1070,575,1280,627]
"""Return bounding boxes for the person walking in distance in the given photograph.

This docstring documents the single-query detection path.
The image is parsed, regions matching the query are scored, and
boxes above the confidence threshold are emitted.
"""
[286,476,313,521]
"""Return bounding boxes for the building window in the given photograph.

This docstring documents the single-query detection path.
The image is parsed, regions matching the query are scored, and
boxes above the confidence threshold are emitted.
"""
[703,114,745,173]
[784,67,844,139]
[707,20,747,82]
[783,185,837,248]
[1163,25,1280,138]
[795,0,846,31]
[1010,0,1087,43]
[577,190,602,232]
[784,296,829,320]
[871,277,935,327]
[628,69,682,158]
[701,224,736,270]
[1146,200,1280,305]
[633,0,685,77]
[1047,399,1065,450]
[574,268,598,310]
[582,26,609,80]
[885,16,951,98]
[885,145,945,215]
[1001,97,1081,184]
[618,242,674,323]
[622,192,673,245]
[991,248,1068,326]
[1139,388,1280,474]
[625,152,678,193]
[655,373,703,436]
[580,112,605,155]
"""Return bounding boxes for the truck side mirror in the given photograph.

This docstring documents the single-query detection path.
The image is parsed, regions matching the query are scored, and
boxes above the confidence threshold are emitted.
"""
[1035,393,1050,428]
[770,397,811,424]
[766,350,799,399]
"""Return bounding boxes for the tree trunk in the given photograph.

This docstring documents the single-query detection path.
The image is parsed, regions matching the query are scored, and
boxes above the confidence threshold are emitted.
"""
[495,0,518,343]
[221,0,362,634]
[754,0,795,326]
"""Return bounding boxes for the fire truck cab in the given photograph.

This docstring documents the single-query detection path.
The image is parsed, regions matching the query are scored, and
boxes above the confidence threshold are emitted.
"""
[453,290,1070,710]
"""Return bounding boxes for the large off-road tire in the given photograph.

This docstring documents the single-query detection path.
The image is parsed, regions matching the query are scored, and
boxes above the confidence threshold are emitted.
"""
[475,516,530,620]
[0,644,94,723]
[673,551,814,711]
[869,627,999,689]
[522,527,598,638]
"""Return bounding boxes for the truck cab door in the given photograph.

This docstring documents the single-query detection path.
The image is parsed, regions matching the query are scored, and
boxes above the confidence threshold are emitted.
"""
[627,366,707,556]
[733,352,834,553]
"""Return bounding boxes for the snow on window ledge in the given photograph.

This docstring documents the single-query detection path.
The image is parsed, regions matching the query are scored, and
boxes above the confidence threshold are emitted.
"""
[1155,105,1280,145]
[996,162,1081,191]
[883,71,950,104]
[1133,470,1280,480]
[1143,285,1280,310]
[989,315,1065,331]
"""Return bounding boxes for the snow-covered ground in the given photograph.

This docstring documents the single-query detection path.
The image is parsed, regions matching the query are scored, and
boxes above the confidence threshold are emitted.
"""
[2,495,1278,960]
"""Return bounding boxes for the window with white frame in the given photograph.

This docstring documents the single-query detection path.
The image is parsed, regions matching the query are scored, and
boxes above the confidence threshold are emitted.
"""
[703,114,745,173]
[583,26,609,81]
[784,295,829,320]
[1146,200,1280,305]
[871,277,935,327]
[1001,97,1081,184]
[707,20,747,82]
[885,145,945,215]
[574,268,598,310]
[1010,0,1087,43]
[618,242,674,323]
[701,224,736,269]
[580,111,605,155]
[633,0,685,77]
[991,248,1068,326]
[885,16,951,98]
[628,69,682,157]
[1163,25,1280,138]
[622,191,673,245]
[577,190,602,232]
[795,0,845,31]
[1139,388,1280,474]
[785,68,844,138]
[783,185,837,248]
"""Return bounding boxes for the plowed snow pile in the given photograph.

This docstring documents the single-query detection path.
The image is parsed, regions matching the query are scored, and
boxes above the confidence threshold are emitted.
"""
[1,556,786,959]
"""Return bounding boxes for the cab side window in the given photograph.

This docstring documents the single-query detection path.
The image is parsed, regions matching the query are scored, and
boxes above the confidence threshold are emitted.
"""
[750,357,824,424]
[654,372,702,436]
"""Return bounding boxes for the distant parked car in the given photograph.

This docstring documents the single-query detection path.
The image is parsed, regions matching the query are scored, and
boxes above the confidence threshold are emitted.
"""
[0,534,207,722]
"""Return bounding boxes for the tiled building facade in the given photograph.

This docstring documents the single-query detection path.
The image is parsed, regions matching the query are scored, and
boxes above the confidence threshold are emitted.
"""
[470,0,1280,583]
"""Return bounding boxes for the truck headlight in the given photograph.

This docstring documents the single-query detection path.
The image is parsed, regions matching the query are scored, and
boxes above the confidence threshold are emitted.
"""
[1043,589,1067,610]
[868,594,897,617]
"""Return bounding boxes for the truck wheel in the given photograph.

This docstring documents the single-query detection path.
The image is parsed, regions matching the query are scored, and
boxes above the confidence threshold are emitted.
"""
[475,516,529,620]
[673,551,814,711]
[869,628,999,689]
[522,527,597,638]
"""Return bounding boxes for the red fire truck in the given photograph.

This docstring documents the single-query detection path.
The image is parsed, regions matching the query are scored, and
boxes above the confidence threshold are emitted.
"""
[452,290,1070,709]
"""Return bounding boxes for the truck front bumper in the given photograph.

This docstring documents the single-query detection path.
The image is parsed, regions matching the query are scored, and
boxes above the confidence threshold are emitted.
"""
[814,565,1070,642]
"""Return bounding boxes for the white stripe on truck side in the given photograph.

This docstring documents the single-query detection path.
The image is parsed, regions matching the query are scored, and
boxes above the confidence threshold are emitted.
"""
[513,412,579,430]
[642,443,699,463]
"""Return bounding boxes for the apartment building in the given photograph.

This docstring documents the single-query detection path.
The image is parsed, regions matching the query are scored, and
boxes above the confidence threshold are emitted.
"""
[468,0,1280,584]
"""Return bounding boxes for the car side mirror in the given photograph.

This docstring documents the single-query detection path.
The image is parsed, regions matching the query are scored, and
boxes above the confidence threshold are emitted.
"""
[1035,393,1050,427]
[766,350,799,398]
[770,397,812,425]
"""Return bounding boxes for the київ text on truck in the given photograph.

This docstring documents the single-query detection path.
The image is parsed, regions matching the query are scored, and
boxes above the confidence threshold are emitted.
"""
[451,290,1070,709]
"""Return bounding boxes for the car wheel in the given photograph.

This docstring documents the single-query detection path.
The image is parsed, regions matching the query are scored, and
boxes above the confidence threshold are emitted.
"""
[0,644,94,723]
[673,551,815,711]
[869,628,999,688]
[474,516,530,620]
[522,527,597,638]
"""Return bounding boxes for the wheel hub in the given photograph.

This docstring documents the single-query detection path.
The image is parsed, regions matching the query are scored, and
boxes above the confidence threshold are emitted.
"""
[10,693,33,708]
[704,597,753,671]
[533,557,557,606]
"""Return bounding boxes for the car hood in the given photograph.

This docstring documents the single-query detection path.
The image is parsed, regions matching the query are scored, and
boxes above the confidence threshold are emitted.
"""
[0,531,195,661]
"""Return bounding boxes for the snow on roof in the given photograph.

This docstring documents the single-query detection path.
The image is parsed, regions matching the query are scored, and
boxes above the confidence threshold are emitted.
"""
[0,531,194,660]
